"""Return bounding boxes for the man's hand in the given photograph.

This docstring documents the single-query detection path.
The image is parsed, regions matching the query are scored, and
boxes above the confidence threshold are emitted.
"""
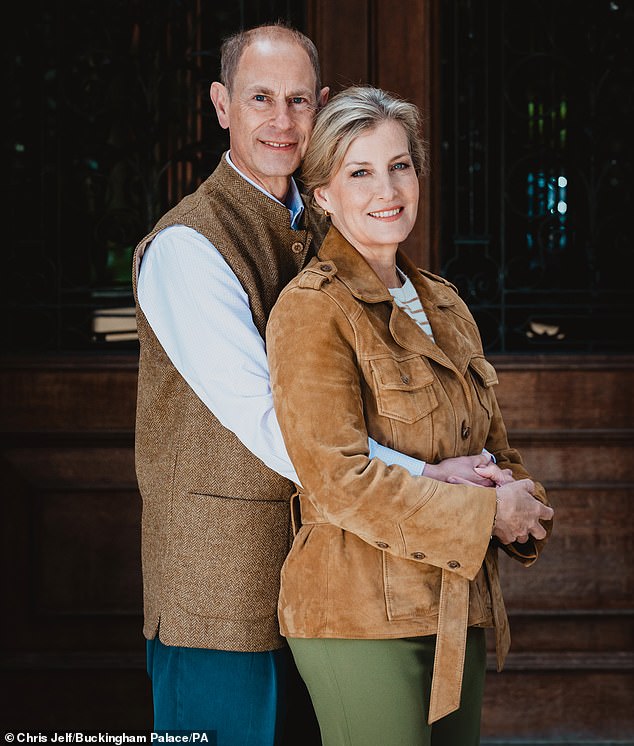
[472,461,515,486]
[492,479,554,545]
[425,454,501,486]
[428,456,514,488]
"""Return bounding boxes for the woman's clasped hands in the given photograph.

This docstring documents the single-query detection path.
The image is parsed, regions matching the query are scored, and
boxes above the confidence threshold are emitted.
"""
[442,456,554,545]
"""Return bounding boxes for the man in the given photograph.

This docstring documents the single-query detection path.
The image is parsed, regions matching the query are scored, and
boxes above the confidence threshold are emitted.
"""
[132,23,433,745]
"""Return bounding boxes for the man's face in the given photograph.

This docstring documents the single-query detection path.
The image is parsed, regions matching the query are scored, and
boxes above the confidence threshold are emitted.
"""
[211,37,328,201]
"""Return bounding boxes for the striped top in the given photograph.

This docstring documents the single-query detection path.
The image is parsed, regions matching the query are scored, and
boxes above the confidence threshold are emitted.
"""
[389,268,435,342]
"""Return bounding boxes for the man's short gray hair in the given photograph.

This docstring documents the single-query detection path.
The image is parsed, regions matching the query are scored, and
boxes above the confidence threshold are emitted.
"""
[220,22,322,100]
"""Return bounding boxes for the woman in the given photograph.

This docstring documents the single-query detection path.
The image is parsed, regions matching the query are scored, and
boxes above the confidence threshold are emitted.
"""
[266,86,553,745]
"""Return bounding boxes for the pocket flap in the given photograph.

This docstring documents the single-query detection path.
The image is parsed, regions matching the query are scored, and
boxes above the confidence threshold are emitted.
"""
[370,356,437,424]
[468,356,499,387]
[370,356,435,392]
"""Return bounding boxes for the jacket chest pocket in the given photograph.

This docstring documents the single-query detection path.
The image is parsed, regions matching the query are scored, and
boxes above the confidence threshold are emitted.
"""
[370,355,438,424]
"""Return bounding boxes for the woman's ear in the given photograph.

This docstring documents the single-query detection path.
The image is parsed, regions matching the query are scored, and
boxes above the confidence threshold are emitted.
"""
[313,186,330,213]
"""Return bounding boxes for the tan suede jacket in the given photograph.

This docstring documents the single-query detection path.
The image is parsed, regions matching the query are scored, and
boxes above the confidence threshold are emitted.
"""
[266,227,552,723]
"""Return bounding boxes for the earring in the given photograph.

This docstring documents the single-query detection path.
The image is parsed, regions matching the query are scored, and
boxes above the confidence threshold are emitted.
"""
[324,209,332,218]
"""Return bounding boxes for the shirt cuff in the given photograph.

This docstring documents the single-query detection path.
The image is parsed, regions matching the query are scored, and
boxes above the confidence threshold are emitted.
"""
[369,440,426,476]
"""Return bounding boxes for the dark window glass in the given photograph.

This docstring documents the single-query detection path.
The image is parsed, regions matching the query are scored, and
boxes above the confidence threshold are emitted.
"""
[440,0,634,353]
[5,0,305,351]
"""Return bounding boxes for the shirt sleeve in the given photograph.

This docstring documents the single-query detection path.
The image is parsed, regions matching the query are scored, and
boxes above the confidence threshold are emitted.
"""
[136,225,425,486]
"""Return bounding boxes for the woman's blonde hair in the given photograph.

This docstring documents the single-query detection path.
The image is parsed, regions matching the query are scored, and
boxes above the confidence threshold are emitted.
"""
[301,86,428,197]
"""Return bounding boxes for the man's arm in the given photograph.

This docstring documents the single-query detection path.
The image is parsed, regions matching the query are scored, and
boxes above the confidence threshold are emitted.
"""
[137,225,426,484]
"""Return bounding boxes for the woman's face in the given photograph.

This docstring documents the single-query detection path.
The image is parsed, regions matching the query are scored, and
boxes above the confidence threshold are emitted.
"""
[314,120,419,256]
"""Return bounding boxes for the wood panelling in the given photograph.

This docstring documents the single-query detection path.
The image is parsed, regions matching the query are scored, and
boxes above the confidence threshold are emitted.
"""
[500,486,633,610]
[307,0,370,90]
[484,354,634,741]
[0,355,151,729]
[483,670,633,740]
[2,354,632,739]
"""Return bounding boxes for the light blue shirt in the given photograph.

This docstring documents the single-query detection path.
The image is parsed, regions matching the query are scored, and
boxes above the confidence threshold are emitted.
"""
[137,152,426,486]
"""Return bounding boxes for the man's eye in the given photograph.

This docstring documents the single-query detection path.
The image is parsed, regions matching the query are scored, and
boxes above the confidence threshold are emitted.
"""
[290,97,307,105]
[254,94,267,102]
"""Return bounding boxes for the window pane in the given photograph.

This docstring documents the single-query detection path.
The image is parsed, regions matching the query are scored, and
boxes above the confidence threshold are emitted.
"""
[440,0,634,353]
[5,0,306,351]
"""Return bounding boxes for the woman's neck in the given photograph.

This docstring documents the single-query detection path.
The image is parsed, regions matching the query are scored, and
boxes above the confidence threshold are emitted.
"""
[335,227,401,288]
[372,261,402,289]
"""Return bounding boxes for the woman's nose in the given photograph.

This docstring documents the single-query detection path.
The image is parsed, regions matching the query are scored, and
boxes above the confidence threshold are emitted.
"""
[375,174,398,200]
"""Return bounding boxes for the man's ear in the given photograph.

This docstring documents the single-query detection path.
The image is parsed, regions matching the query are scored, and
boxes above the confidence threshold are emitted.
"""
[318,86,330,108]
[210,82,230,130]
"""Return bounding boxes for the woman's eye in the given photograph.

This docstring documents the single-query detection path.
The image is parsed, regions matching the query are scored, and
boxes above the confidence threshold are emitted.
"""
[392,162,410,170]
[351,169,368,178]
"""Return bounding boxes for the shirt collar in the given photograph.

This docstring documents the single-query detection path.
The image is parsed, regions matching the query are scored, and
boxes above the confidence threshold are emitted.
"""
[225,151,305,230]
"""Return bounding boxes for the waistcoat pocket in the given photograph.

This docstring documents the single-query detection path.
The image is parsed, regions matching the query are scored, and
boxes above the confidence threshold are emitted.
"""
[172,492,290,620]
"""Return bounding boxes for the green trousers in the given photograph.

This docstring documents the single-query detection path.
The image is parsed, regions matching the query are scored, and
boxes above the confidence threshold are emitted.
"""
[288,627,486,746]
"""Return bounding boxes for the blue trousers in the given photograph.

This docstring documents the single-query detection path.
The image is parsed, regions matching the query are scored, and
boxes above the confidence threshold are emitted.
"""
[146,637,320,746]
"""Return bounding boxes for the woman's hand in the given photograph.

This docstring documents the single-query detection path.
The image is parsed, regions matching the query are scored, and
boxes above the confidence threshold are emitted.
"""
[492,479,554,545]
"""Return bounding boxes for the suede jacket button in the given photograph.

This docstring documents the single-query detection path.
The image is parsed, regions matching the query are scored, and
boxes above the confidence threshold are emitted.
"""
[291,242,304,253]
[376,541,389,549]
[401,374,410,384]
[411,552,426,560]
[320,263,332,272]
[447,560,461,569]
[461,421,471,439]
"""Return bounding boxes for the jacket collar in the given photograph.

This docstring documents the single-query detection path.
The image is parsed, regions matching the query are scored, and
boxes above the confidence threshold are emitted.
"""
[316,226,457,308]
[317,226,393,302]
[317,226,472,375]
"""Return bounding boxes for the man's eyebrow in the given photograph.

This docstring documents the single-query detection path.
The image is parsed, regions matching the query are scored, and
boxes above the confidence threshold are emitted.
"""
[243,85,275,96]
[243,85,314,98]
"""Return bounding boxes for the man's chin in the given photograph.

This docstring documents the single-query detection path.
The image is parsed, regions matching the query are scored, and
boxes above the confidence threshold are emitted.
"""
[259,157,302,180]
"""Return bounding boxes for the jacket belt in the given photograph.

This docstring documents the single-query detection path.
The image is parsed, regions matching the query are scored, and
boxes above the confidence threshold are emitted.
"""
[427,570,470,723]
[428,552,510,723]
[485,550,511,672]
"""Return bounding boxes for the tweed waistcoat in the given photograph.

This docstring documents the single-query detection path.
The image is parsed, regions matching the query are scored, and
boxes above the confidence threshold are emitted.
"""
[132,154,322,651]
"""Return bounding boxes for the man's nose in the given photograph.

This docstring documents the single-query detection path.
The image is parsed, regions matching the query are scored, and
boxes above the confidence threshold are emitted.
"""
[270,101,293,130]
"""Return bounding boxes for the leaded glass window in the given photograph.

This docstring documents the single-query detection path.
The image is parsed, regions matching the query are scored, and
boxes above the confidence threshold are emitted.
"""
[440,0,633,352]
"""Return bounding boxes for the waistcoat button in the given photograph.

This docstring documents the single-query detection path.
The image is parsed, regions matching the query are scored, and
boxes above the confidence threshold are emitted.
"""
[447,560,461,569]
[291,241,304,253]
